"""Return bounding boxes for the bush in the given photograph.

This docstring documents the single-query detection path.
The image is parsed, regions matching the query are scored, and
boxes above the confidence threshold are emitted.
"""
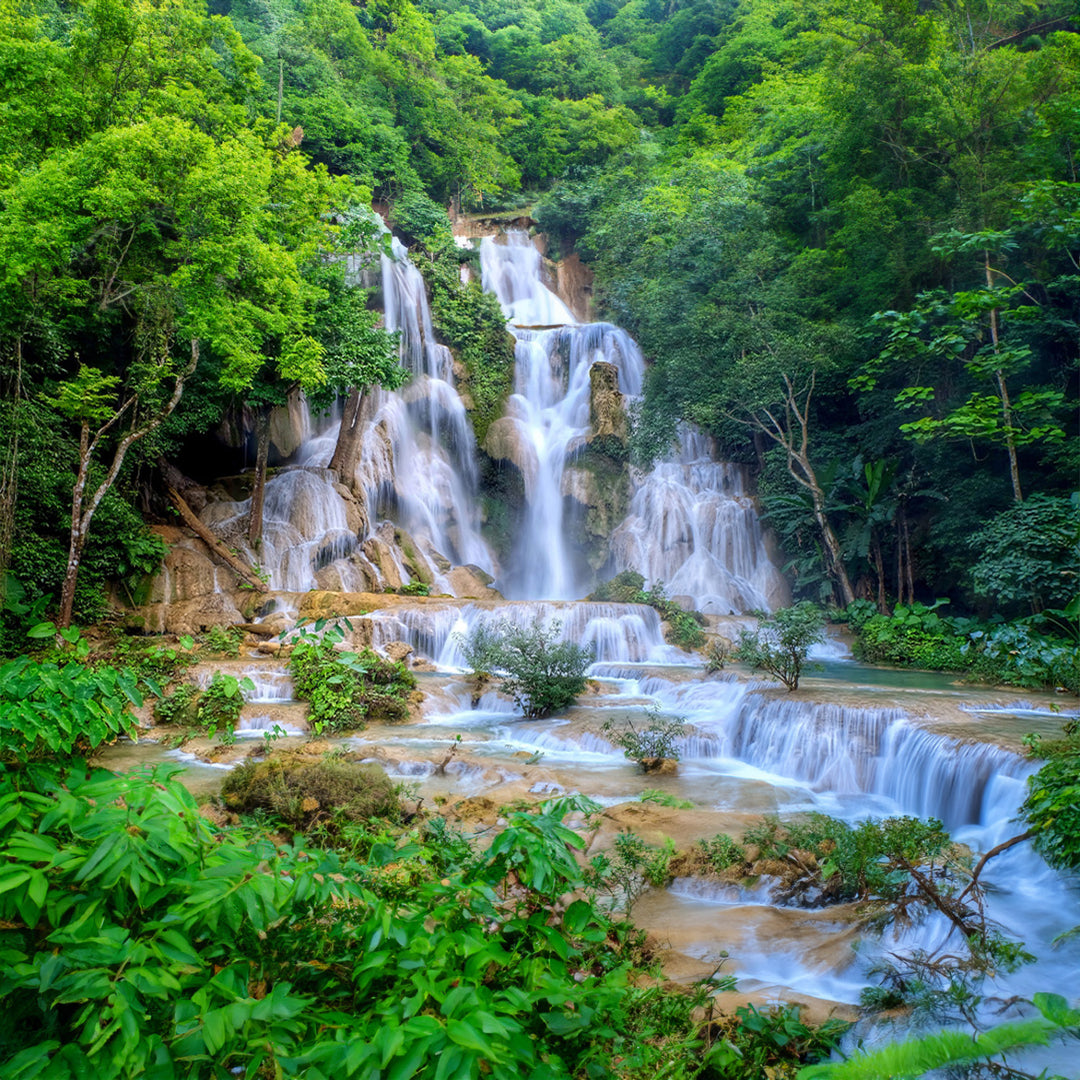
[734,601,825,690]
[1022,721,1080,870]
[153,682,200,726]
[0,652,141,763]
[195,671,251,741]
[221,754,400,830]
[200,625,242,658]
[698,833,745,872]
[289,626,417,733]
[603,706,687,767]
[459,619,592,718]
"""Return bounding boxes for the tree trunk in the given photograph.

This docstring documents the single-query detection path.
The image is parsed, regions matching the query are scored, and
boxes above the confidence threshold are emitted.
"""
[58,423,92,628]
[248,408,272,547]
[985,251,1022,503]
[329,387,366,493]
[871,532,887,614]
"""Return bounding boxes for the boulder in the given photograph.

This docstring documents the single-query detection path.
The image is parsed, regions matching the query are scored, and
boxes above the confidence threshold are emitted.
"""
[445,564,501,599]
[484,416,538,493]
[332,482,368,537]
[132,593,245,636]
[382,640,414,664]
[362,535,405,591]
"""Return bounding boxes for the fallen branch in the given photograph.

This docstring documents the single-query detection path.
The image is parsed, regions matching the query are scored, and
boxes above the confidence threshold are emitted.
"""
[163,477,269,594]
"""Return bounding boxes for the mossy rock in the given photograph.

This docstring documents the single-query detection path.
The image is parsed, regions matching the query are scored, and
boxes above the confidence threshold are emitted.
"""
[221,755,399,829]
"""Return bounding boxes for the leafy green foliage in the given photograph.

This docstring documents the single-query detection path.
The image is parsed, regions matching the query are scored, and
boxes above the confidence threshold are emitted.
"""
[588,831,674,914]
[152,683,200,727]
[853,600,1079,692]
[460,618,593,718]
[1022,721,1080,871]
[289,624,417,732]
[399,580,431,596]
[742,813,953,906]
[195,672,253,741]
[697,833,745,872]
[0,766,677,1080]
[969,493,1080,615]
[734,602,825,691]
[200,625,243,658]
[0,653,141,764]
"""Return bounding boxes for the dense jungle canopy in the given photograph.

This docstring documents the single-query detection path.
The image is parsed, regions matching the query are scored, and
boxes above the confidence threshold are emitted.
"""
[0,0,1077,625]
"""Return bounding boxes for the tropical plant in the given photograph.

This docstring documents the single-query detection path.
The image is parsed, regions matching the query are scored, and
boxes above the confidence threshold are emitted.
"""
[602,706,687,767]
[798,992,1080,1080]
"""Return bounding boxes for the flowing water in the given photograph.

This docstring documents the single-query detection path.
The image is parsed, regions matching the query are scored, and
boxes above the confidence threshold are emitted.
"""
[126,222,1080,1066]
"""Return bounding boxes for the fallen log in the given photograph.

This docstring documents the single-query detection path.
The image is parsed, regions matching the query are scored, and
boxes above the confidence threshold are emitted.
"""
[163,480,269,594]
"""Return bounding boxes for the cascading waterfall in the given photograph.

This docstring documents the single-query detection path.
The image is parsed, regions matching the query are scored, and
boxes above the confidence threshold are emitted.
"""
[609,427,790,614]
[198,235,493,593]
[482,232,644,598]
[481,229,784,609]
[368,600,687,667]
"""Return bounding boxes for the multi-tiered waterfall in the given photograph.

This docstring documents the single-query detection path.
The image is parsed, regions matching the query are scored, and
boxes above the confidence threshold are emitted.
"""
[480,229,785,608]
[184,225,785,609]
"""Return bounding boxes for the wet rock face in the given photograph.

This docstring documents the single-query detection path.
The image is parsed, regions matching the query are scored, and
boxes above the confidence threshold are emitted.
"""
[483,416,538,493]
[588,361,628,449]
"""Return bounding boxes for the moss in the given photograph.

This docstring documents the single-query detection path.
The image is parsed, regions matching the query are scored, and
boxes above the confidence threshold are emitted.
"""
[221,754,400,830]
[478,456,527,564]
[414,245,516,445]
[564,442,630,571]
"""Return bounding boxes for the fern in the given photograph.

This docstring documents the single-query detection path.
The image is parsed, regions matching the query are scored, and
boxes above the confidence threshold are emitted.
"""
[799,993,1080,1079]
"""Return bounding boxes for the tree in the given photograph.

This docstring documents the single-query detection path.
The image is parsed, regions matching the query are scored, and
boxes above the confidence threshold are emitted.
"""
[460,619,593,718]
[734,601,826,691]
[734,376,857,608]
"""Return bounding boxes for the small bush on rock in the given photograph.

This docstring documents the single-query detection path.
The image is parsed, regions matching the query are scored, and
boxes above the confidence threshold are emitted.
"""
[222,755,400,830]
[289,626,417,733]
[734,601,825,690]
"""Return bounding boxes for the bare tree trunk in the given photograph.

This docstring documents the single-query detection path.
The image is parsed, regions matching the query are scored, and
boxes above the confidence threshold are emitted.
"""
[248,408,272,547]
[985,251,1023,503]
[872,532,887,614]
[165,480,269,593]
[57,340,199,628]
[58,422,91,627]
[329,387,366,493]
[733,374,856,607]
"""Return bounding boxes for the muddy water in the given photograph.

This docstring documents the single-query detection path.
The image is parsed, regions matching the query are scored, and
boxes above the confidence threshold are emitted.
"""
[100,641,1080,1060]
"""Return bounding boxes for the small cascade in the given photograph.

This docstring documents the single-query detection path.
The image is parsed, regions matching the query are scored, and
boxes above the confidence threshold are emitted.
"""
[482,233,644,598]
[609,427,789,614]
[368,600,683,667]
[665,692,1031,831]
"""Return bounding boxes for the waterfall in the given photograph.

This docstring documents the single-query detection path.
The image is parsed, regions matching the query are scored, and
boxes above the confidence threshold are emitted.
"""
[197,235,493,594]
[609,427,790,614]
[368,600,686,667]
[481,229,783,609]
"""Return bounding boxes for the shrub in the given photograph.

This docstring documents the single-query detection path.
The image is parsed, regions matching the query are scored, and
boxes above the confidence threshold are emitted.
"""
[399,580,430,596]
[705,639,731,673]
[195,671,252,742]
[0,652,140,763]
[1022,722,1080,870]
[221,754,400,830]
[289,628,417,733]
[603,706,687,767]
[734,601,825,690]
[640,789,694,809]
[698,833,745,872]
[459,619,593,718]
[589,572,708,651]
[153,682,200,726]
[200,624,242,658]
